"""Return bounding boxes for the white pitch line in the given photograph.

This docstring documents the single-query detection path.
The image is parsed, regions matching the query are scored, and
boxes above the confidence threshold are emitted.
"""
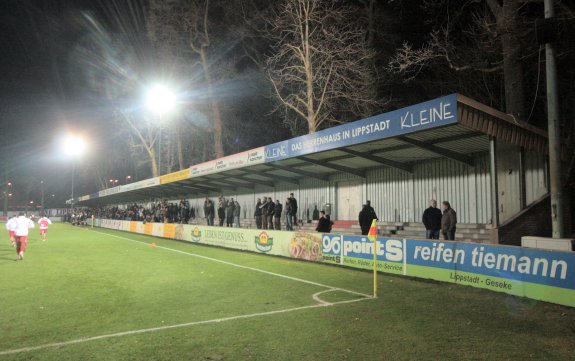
[312,289,336,305]
[0,297,370,356]
[92,229,372,299]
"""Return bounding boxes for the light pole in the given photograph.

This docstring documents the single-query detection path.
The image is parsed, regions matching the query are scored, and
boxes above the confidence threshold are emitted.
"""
[146,84,176,176]
[40,180,44,214]
[4,182,12,216]
[63,135,86,211]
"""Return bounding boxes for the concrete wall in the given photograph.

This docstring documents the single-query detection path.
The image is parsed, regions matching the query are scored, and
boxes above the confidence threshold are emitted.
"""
[498,194,552,246]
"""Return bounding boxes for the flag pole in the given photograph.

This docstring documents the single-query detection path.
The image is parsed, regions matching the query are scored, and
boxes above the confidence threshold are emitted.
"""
[373,234,377,298]
[368,218,378,298]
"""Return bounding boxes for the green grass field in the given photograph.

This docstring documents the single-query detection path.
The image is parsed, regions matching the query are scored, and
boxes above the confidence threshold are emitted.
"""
[0,223,574,361]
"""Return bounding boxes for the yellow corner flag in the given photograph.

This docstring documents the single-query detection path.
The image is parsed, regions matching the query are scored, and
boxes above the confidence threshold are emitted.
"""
[368,219,378,298]
[367,219,377,242]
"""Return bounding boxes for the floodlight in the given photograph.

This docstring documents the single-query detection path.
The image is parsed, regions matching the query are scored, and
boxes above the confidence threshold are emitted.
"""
[146,85,176,116]
[63,136,86,158]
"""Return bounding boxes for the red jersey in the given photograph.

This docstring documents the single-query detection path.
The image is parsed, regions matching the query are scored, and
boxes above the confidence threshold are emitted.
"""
[38,217,52,230]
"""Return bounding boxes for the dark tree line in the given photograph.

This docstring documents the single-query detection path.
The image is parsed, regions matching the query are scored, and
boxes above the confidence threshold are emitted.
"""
[6,0,572,196]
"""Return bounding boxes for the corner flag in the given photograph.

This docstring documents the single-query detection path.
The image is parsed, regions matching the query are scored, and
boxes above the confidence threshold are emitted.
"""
[368,219,377,242]
[368,219,378,298]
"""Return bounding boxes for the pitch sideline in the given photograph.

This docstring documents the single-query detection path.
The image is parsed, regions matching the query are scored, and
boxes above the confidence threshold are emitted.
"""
[0,227,374,356]
[91,228,373,299]
[0,297,370,356]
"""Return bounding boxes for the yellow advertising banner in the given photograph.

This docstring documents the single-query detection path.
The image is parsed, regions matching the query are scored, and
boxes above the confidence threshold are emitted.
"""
[143,222,154,235]
[172,224,322,262]
[159,169,191,184]
[163,224,175,239]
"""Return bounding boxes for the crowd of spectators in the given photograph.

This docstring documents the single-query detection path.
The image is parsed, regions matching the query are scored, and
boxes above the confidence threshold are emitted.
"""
[88,194,299,230]
[65,209,89,226]
[90,200,195,224]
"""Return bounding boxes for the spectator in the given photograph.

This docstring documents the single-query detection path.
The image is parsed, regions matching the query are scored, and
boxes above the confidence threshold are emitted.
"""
[261,197,271,229]
[254,198,262,229]
[315,211,332,233]
[358,204,372,235]
[233,201,241,228]
[204,197,215,226]
[179,200,189,224]
[441,201,457,240]
[284,198,293,231]
[225,199,235,227]
[218,196,226,227]
[273,200,283,230]
[289,193,298,227]
[366,200,378,222]
[266,198,275,230]
[422,199,442,239]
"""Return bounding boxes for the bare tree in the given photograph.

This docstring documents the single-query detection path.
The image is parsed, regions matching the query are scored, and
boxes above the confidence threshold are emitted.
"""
[147,0,250,159]
[148,0,193,170]
[117,110,160,177]
[388,0,528,118]
[181,0,226,158]
[266,0,381,134]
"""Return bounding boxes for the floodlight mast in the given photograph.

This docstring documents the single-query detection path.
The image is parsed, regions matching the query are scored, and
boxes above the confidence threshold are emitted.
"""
[145,85,176,176]
[63,136,86,211]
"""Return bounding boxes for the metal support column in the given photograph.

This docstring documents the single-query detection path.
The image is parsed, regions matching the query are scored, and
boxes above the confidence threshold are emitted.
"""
[544,0,564,238]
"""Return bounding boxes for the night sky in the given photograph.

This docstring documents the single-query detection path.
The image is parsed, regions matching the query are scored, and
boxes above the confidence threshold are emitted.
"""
[1,0,148,207]
[1,0,573,209]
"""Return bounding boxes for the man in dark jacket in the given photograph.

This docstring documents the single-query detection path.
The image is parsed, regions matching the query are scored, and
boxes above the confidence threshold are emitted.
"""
[316,211,332,233]
[289,193,298,226]
[366,200,378,222]
[225,199,235,227]
[204,198,215,226]
[422,199,442,239]
[218,196,226,227]
[266,198,275,230]
[254,198,262,229]
[441,201,457,240]
[233,201,241,228]
[358,204,373,235]
[260,197,269,229]
[284,198,293,230]
[273,200,283,230]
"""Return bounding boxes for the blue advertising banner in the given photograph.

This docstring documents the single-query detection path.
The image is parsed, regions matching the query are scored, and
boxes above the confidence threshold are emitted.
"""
[406,240,575,290]
[320,235,575,307]
[264,94,459,162]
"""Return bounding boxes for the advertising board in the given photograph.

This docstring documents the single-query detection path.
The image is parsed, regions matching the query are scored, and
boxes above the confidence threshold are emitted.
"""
[93,220,575,307]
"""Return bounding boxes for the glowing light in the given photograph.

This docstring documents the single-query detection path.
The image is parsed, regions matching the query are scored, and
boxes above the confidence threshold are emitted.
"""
[63,136,86,158]
[145,85,176,116]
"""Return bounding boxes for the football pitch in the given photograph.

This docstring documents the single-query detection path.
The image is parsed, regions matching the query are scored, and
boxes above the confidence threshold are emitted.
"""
[0,224,574,360]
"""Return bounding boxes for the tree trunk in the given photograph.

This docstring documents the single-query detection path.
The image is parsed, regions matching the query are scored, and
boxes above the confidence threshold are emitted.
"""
[363,0,376,47]
[305,38,316,133]
[200,47,225,158]
[499,0,526,118]
[149,147,159,178]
